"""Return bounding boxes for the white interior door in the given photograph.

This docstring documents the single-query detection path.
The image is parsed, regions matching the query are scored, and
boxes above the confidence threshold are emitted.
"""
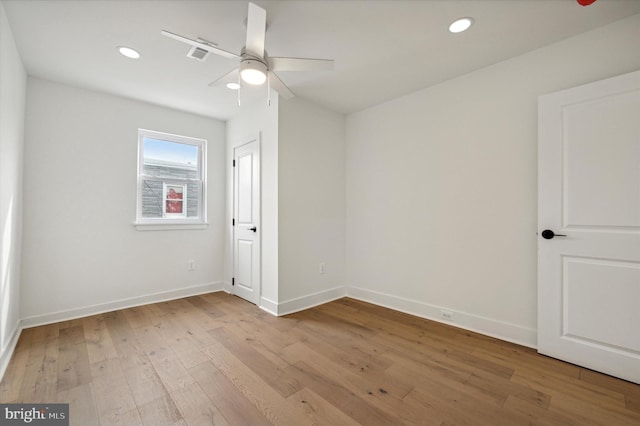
[538,70,640,384]
[233,137,260,305]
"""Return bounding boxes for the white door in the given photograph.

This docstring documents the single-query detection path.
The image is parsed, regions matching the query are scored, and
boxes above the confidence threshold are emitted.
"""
[538,70,640,384]
[233,137,260,305]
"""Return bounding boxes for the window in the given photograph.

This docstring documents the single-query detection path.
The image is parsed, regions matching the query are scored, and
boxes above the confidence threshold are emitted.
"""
[136,129,206,228]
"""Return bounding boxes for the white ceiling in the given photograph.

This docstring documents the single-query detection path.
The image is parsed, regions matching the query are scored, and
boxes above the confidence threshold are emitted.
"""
[4,0,640,121]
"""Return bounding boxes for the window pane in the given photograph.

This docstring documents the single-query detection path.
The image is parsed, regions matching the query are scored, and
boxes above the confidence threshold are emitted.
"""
[164,184,186,217]
[143,137,199,179]
[142,180,201,218]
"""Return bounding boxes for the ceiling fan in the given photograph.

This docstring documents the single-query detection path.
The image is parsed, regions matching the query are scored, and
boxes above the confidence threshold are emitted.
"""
[161,2,334,102]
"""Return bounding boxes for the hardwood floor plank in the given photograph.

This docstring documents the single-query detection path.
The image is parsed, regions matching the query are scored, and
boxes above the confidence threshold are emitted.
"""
[156,300,218,349]
[282,340,414,400]
[56,325,91,392]
[465,368,551,409]
[287,387,363,426]
[288,320,392,374]
[208,327,302,398]
[225,309,299,351]
[189,360,272,426]
[472,345,581,380]
[150,315,209,369]
[102,310,152,372]
[17,323,59,403]
[283,360,404,425]
[320,299,474,354]
[0,328,33,402]
[511,369,627,408]
[183,295,227,320]
[547,391,640,426]
[222,321,292,370]
[579,367,640,414]
[134,325,228,425]
[169,382,230,426]
[446,349,515,379]
[82,314,119,364]
[122,305,153,329]
[56,383,99,426]
[3,292,639,425]
[374,336,474,385]
[387,359,503,407]
[405,384,529,426]
[123,359,172,410]
[136,394,182,426]
[202,340,308,425]
[502,394,581,426]
[90,358,142,425]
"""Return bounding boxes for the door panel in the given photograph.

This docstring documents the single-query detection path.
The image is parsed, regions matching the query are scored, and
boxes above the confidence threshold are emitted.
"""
[538,70,640,384]
[236,239,254,290]
[233,138,260,305]
[563,257,640,352]
[238,153,254,224]
[564,91,640,227]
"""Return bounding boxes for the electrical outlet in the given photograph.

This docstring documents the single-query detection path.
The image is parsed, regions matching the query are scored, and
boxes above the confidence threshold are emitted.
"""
[440,309,454,321]
[319,262,326,274]
[187,260,196,271]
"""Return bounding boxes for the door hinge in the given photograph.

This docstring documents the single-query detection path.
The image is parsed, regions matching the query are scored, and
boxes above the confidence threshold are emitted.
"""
[233,159,236,167]
[232,277,235,286]
[232,218,235,226]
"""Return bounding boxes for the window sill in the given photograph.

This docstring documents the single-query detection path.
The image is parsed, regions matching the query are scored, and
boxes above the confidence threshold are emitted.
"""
[134,222,208,231]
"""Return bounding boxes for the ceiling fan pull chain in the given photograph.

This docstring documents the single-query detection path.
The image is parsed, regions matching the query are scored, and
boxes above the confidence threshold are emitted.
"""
[267,72,271,106]
[237,74,241,107]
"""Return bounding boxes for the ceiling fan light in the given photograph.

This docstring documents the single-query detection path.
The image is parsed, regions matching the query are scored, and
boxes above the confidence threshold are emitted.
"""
[449,17,473,33]
[240,59,267,85]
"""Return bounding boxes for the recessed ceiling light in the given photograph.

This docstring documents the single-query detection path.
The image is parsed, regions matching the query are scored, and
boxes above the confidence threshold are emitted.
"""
[118,46,141,59]
[449,17,473,34]
[226,82,241,90]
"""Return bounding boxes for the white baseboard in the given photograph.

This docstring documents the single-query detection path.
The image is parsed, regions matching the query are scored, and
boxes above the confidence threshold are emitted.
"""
[21,281,225,329]
[259,297,278,316]
[276,286,347,316]
[347,286,537,348]
[0,322,22,382]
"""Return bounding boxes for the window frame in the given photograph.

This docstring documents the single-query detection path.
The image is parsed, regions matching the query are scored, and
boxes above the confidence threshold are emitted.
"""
[135,129,207,229]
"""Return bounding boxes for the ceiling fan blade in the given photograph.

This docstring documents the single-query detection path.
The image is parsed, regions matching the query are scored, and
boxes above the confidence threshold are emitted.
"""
[269,72,295,100]
[245,2,266,57]
[268,57,335,72]
[161,30,240,60]
[208,67,240,87]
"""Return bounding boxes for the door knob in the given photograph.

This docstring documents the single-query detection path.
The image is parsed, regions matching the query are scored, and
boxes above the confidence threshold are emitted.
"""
[248,226,257,232]
[541,229,566,239]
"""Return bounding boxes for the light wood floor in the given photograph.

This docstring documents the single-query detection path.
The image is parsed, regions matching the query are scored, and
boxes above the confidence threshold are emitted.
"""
[1,293,639,425]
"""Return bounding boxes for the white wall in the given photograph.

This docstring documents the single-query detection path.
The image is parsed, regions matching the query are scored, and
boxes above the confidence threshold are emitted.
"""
[345,14,640,347]
[226,93,280,310]
[225,95,346,315]
[0,1,27,376]
[278,97,346,312]
[21,78,226,324]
